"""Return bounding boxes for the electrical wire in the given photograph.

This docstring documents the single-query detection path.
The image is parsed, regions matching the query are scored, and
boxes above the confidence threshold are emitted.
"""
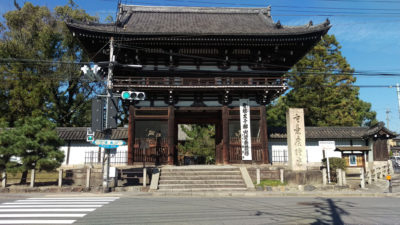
[3,57,400,78]
[100,0,400,18]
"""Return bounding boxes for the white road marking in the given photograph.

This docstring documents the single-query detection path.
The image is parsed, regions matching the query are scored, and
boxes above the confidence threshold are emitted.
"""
[0,214,86,218]
[3,202,109,205]
[0,220,75,224]
[27,197,119,200]
[0,208,96,212]
[16,199,115,202]
[0,197,119,224]
[0,205,102,208]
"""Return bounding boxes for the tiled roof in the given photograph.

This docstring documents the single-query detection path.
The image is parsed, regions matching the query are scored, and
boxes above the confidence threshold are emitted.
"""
[268,127,370,139]
[336,146,370,151]
[58,126,395,141]
[66,5,330,36]
[57,127,88,141]
[362,122,396,138]
[56,127,128,141]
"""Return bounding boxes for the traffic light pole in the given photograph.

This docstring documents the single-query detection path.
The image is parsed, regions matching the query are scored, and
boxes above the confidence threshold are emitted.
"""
[102,37,115,193]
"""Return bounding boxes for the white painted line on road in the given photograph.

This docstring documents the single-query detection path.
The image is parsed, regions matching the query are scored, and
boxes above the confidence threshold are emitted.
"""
[0,220,75,224]
[27,197,119,200]
[0,209,95,212]
[0,214,86,218]
[3,202,109,205]
[0,205,102,208]
[16,200,115,202]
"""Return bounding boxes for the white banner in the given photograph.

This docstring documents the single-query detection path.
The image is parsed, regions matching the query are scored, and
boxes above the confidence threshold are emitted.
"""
[240,99,252,160]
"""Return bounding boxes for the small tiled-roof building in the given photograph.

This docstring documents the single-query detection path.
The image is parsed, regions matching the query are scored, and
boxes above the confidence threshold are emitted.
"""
[57,125,395,168]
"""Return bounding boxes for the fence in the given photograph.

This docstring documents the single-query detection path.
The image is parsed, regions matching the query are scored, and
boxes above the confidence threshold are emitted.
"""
[84,150,128,165]
[272,147,288,163]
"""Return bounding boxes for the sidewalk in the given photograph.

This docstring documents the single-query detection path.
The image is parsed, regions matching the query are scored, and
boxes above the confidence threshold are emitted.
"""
[2,174,398,198]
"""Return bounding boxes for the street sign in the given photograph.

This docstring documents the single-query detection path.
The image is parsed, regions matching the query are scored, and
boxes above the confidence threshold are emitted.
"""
[92,140,126,149]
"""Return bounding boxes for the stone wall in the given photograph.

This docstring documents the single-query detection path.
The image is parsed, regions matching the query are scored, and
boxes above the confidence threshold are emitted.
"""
[247,168,280,181]
[65,168,103,187]
[284,170,322,185]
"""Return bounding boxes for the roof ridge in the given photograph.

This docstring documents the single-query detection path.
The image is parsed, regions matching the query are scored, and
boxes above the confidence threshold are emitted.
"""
[120,4,270,14]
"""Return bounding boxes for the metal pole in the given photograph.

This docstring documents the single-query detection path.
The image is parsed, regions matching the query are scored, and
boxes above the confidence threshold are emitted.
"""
[103,37,114,193]
[397,83,400,119]
[386,108,390,129]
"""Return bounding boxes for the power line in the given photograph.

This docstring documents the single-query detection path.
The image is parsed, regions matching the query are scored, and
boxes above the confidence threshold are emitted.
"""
[110,0,400,10]
[3,57,400,78]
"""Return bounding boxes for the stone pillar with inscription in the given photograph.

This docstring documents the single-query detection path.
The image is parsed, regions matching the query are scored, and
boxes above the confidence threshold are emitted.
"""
[286,108,307,171]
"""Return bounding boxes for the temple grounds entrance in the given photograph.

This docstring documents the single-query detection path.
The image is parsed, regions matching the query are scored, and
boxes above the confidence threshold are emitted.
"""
[177,124,216,165]
[175,110,221,166]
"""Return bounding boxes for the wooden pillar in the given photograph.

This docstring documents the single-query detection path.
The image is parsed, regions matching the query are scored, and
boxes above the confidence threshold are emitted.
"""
[222,105,229,164]
[260,106,269,164]
[128,105,135,165]
[168,105,175,165]
[215,122,222,164]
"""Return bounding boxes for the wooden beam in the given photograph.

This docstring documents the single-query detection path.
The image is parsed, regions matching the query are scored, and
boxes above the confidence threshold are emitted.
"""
[222,105,229,164]
[260,106,269,164]
[128,105,135,165]
[168,105,175,165]
[134,115,169,120]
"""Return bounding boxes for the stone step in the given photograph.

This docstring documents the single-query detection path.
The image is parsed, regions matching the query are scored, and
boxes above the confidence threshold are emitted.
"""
[159,180,244,185]
[160,175,243,180]
[161,171,241,176]
[157,187,248,192]
[157,166,246,192]
[158,184,247,189]
[162,168,239,172]
[346,177,362,180]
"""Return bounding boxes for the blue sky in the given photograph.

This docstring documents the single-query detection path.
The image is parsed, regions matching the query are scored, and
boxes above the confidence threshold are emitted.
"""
[2,0,400,132]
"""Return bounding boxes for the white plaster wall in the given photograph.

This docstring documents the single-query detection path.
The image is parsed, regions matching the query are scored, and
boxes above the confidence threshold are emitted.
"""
[270,139,366,163]
[61,142,129,165]
[306,146,323,163]
[66,142,99,165]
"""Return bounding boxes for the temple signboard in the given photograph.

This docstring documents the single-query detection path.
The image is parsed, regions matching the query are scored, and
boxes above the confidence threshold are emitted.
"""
[240,99,252,160]
[286,108,307,170]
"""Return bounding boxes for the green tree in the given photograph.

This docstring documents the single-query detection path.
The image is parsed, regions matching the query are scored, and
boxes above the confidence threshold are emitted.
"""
[0,1,100,127]
[0,2,58,125]
[12,117,64,184]
[267,34,377,127]
[177,125,216,164]
[0,122,21,177]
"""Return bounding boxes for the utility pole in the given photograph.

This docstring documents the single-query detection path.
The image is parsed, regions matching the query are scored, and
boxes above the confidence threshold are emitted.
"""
[397,83,400,119]
[386,108,391,130]
[103,37,115,193]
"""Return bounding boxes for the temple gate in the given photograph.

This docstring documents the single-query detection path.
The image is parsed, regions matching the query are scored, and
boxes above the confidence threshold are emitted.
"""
[67,4,330,165]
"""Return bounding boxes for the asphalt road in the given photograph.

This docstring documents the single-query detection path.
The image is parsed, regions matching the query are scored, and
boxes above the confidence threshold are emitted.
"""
[72,196,400,225]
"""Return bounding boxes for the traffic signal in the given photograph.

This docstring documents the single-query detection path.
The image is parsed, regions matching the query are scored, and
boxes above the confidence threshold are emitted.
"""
[86,128,95,142]
[121,91,146,101]
[107,97,118,129]
[91,98,103,132]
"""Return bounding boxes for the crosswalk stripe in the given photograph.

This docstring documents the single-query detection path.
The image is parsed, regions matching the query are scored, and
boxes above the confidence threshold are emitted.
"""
[28,197,119,200]
[0,220,76,224]
[0,197,119,224]
[0,209,96,212]
[0,214,86,218]
[16,199,116,202]
[3,202,109,205]
[0,205,102,208]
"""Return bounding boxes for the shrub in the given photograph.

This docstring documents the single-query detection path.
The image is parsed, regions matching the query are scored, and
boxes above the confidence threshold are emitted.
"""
[322,157,346,183]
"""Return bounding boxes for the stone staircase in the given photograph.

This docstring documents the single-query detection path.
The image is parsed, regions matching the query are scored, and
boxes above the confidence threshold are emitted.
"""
[346,168,362,188]
[157,166,248,192]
